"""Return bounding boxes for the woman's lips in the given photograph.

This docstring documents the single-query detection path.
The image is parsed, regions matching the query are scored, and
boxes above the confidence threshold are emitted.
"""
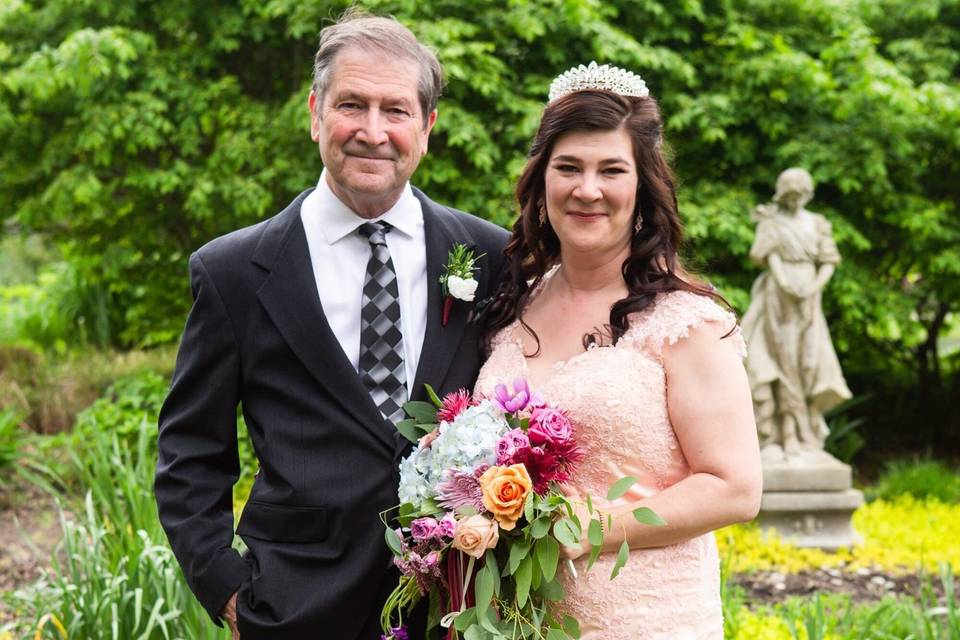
[567,211,606,221]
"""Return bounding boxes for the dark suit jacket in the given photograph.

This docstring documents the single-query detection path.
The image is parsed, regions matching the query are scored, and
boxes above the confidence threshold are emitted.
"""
[155,188,508,639]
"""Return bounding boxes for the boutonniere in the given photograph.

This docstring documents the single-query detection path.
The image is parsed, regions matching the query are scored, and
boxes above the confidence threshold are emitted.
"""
[439,243,484,326]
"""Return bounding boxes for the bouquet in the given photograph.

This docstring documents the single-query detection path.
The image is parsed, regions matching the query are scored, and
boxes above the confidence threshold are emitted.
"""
[380,379,665,640]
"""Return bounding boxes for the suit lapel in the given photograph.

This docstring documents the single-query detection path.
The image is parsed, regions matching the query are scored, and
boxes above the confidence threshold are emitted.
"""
[252,193,394,451]
[410,189,479,404]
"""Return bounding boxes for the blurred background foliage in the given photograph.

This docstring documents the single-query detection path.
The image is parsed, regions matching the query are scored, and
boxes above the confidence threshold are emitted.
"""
[0,0,958,458]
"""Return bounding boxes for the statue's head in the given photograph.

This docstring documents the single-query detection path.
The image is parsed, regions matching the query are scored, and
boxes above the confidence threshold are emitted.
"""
[773,168,814,209]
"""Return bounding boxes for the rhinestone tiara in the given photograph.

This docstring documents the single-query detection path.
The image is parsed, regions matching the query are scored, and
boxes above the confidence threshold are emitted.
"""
[547,61,650,102]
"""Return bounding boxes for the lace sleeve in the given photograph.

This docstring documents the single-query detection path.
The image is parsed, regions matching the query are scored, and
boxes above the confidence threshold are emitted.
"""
[623,290,746,362]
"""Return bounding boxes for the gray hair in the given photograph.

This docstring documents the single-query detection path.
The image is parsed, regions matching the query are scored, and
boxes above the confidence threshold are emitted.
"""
[312,9,444,127]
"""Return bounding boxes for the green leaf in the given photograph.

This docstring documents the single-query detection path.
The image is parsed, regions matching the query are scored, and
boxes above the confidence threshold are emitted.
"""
[508,540,530,574]
[403,400,439,424]
[395,419,424,444]
[484,549,501,597]
[587,518,603,547]
[585,492,593,515]
[562,614,581,638]
[530,516,551,539]
[538,577,565,601]
[384,527,403,557]
[524,490,536,522]
[535,535,559,582]
[546,629,568,640]
[610,540,630,580]
[632,507,666,527]
[424,383,443,408]
[475,563,494,618]
[606,476,638,501]
[552,518,580,547]
[453,607,477,631]
[516,554,533,609]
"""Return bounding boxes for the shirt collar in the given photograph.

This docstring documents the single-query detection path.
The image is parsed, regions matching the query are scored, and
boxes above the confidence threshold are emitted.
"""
[313,170,422,244]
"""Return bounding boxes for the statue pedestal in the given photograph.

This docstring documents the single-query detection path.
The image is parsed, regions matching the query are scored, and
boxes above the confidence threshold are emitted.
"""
[758,450,863,550]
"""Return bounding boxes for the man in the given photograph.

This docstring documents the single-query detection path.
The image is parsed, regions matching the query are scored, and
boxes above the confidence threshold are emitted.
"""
[155,12,508,639]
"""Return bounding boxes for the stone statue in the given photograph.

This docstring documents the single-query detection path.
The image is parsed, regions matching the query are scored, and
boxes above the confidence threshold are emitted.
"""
[741,168,852,462]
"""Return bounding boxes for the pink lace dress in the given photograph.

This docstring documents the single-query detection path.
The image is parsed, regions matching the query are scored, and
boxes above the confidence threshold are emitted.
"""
[475,288,744,640]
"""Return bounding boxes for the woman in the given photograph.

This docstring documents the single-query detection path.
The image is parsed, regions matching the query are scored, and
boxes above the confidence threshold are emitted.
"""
[741,168,852,460]
[477,64,762,639]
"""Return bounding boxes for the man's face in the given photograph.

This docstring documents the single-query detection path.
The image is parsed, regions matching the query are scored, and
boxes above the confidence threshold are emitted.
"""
[309,46,437,217]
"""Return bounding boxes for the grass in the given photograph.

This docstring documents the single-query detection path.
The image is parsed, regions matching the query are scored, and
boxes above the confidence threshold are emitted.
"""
[722,567,960,639]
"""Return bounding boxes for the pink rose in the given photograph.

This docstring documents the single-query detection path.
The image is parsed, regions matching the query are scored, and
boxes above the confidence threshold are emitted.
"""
[438,512,457,538]
[528,408,573,445]
[495,428,531,464]
[410,517,439,541]
[452,514,499,559]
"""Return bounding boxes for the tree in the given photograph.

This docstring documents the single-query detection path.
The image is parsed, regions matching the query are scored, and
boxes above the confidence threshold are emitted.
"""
[1,0,958,448]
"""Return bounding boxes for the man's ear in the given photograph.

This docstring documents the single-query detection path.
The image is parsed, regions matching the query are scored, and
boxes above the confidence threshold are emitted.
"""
[421,108,438,155]
[308,90,321,142]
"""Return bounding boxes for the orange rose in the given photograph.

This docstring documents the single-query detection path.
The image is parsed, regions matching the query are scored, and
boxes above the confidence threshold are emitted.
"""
[479,464,532,531]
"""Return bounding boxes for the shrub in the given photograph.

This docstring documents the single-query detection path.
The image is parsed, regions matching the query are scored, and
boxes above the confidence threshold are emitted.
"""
[870,459,960,504]
[0,345,175,434]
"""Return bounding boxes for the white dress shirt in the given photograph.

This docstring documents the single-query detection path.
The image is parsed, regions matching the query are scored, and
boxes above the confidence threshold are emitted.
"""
[300,171,427,395]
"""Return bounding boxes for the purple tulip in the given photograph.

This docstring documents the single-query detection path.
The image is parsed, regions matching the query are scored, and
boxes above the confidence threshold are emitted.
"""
[494,378,532,413]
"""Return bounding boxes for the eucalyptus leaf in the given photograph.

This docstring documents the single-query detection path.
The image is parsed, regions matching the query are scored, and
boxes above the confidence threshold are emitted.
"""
[530,516,551,539]
[508,540,530,574]
[384,527,403,557]
[516,554,533,609]
[632,506,666,527]
[606,476,638,501]
[552,518,580,547]
[535,535,560,582]
[475,564,494,618]
[610,540,630,580]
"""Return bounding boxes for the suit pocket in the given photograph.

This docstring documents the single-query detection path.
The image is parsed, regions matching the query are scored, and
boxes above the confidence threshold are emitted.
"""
[236,501,328,543]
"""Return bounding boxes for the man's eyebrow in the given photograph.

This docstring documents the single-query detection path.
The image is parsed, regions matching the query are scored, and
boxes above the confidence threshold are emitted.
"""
[330,91,414,107]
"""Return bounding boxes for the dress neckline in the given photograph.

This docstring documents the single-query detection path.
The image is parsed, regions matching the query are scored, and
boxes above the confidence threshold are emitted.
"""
[509,264,624,391]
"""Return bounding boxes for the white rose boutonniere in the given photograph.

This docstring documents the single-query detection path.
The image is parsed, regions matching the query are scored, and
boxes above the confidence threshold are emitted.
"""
[439,244,484,326]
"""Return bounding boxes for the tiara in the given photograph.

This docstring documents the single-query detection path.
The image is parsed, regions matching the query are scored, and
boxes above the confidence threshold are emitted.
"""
[548,61,650,102]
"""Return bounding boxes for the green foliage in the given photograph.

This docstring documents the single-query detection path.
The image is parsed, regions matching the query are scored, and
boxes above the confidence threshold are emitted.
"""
[869,458,960,503]
[0,0,958,444]
[0,407,25,473]
[824,395,871,464]
[0,344,174,434]
[4,424,231,640]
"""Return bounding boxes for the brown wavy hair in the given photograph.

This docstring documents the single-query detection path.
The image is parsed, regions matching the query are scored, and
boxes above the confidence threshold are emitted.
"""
[482,89,727,355]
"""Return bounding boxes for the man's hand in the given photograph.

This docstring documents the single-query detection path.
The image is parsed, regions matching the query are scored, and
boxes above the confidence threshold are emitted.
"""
[221,592,240,640]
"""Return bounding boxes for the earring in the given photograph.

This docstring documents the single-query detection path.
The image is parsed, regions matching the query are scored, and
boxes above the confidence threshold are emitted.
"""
[634,212,644,234]
[538,202,547,226]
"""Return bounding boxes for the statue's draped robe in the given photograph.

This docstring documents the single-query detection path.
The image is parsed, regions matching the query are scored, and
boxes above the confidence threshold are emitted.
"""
[741,208,851,450]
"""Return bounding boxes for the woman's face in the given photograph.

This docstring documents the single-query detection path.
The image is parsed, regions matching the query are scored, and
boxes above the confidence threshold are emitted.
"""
[544,127,638,259]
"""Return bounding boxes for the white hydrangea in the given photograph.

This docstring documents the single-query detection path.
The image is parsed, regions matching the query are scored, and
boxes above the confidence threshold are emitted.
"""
[397,400,510,509]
